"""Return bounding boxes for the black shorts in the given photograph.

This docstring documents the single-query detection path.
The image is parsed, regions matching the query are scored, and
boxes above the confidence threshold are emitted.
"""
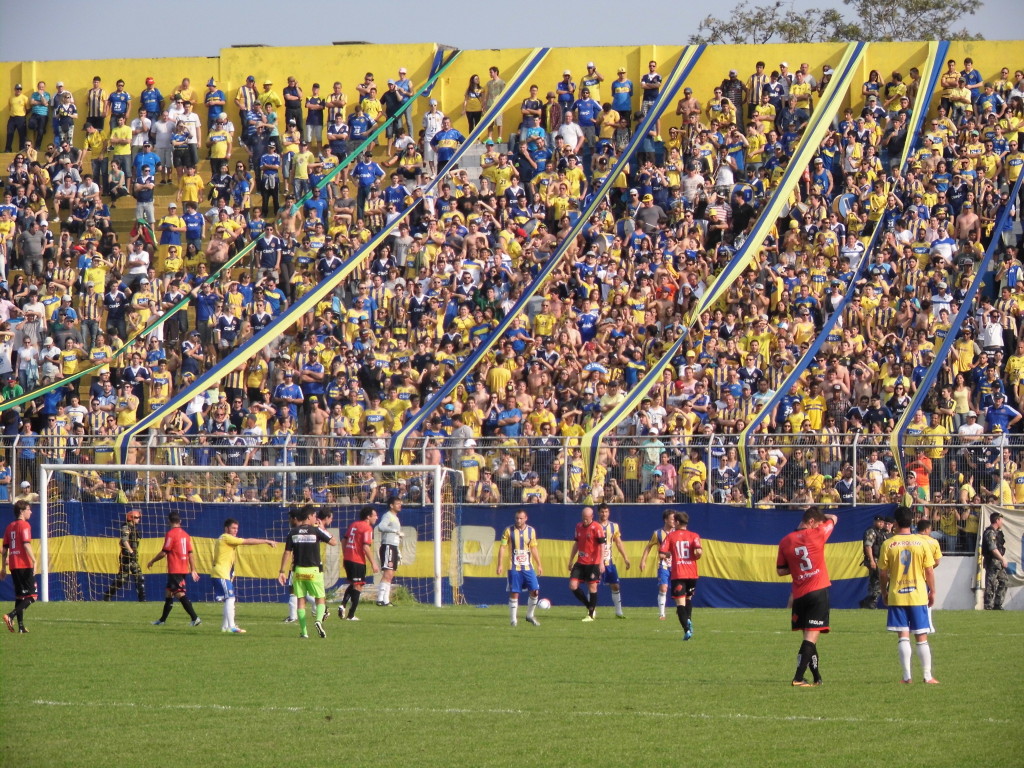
[166,573,188,595]
[791,588,830,633]
[671,578,697,599]
[379,544,399,572]
[11,569,37,600]
[570,563,601,583]
[344,560,367,584]
[172,148,191,168]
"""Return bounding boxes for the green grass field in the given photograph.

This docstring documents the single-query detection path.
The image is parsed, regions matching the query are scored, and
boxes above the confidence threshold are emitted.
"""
[1,601,1021,768]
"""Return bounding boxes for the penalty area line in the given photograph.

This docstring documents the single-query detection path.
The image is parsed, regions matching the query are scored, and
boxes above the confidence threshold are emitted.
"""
[28,700,1012,726]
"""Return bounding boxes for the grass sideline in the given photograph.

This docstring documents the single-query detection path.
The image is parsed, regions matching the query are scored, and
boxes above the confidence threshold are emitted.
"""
[1,602,1021,768]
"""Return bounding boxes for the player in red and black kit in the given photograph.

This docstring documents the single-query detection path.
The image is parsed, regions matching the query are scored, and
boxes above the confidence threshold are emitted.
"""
[568,506,606,621]
[338,506,379,621]
[147,512,201,627]
[2,501,37,634]
[659,511,702,641]
[776,509,838,687]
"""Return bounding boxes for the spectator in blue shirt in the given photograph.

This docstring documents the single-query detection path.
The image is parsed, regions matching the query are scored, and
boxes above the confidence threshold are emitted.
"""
[497,395,523,437]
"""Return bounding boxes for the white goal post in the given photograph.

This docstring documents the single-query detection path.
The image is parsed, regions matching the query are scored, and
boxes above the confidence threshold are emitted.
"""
[38,463,463,608]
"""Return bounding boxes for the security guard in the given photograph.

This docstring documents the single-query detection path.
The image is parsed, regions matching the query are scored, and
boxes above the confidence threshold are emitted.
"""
[859,515,886,608]
[102,509,146,602]
[982,512,1008,610]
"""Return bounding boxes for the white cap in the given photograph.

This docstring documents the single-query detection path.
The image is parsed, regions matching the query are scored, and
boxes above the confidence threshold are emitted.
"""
[779,62,789,68]
[563,70,571,76]
[464,439,476,448]
[20,481,31,488]
[587,62,595,68]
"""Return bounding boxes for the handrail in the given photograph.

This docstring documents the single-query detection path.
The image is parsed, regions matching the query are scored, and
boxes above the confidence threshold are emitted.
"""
[0,47,461,416]
[115,48,551,461]
[388,44,707,465]
[580,42,870,482]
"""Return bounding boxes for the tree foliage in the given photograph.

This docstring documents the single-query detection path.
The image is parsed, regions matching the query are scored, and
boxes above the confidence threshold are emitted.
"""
[689,0,983,44]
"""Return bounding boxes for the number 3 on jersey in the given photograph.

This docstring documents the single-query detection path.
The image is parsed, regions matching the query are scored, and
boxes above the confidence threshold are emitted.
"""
[794,545,813,572]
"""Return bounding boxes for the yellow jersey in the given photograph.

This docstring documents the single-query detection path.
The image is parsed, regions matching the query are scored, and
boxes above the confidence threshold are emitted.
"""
[211,533,246,579]
[879,533,935,607]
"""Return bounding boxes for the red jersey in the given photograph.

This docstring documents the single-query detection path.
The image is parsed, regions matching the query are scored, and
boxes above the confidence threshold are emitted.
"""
[574,521,606,566]
[659,528,701,580]
[3,519,33,570]
[776,520,834,598]
[343,520,373,563]
[162,527,193,574]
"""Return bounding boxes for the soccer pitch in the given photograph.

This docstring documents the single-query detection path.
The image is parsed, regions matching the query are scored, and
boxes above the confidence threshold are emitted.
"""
[1,602,1020,768]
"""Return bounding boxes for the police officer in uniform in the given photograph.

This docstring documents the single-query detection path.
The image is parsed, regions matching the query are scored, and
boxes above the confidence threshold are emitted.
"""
[103,509,146,601]
[859,514,886,608]
[982,512,1009,610]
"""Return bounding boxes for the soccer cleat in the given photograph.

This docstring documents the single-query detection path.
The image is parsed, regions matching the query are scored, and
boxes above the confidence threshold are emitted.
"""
[227,627,247,634]
[810,680,823,687]
[511,620,518,627]
[18,627,28,634]
[658,615,666,620]
[791,680,812,687]
[299,633,308,639]
[152,620,166,625]
[345,616,360,621]
[684,618,693,640]
[581,615,595,622]
[900,679,913,684]
[3,614,13,633]
[190,617,202,627]
[315,620,326,638]
[615,613,627,619]
[526,616,541,627]
[337,604,347,620]
[282,617,297,623]
[924,678,940,685]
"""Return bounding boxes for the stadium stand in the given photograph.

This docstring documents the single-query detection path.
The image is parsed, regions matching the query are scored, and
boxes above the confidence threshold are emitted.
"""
[1,41,1023,556]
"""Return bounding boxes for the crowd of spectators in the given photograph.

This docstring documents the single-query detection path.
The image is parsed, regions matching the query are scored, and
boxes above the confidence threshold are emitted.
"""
[1,55,1022,535]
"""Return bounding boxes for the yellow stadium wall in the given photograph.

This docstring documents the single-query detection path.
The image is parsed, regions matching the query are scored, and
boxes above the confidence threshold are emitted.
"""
[3,41,1020,146]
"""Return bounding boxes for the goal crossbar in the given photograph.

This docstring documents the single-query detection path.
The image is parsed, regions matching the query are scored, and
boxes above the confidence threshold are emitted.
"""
[38,464,455,606]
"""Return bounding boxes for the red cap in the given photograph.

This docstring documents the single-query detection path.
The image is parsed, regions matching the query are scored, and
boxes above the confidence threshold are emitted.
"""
[145,77,155,85]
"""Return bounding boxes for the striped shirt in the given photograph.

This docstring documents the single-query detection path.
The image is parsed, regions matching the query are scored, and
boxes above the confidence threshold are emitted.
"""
[86,87,107,119]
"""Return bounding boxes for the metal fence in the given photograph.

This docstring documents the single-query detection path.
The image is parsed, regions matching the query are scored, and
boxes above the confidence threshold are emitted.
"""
[3,430,1018,553]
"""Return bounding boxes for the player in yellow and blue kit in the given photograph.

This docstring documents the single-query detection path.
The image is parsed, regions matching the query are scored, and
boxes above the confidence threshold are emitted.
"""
[879,506,938,684]
[495,509,544,627]
[212,518,276,633]
[639,510,675,619]
[597,503,631,618]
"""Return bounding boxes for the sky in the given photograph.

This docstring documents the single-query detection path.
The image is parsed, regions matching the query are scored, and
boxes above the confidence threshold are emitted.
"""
[2,0,1022,63]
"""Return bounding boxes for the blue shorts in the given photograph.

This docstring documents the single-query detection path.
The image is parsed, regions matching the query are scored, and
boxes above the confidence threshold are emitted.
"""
[657,566,670,587]
[602,564,620,585]
[213,578,235,601]
[507,569,540,594]
[886,604,933,634]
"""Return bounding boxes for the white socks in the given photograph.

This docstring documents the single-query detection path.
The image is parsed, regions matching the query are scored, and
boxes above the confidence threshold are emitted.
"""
[526,595,538,619]
[897,637,913,680]
[222,597,236,630]
[378,582,391,604]
[657,591,666,617]
[916,640,933,681]
[288,594,298,621]
[612,590,623,616]
[509,597,519,623]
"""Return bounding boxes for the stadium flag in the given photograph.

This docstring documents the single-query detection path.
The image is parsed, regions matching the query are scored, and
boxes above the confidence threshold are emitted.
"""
[982,505,1024,609]
[115,48,551,461]
[387,44,707,465]
[889,171,1024,476]
[0,47,461,418]
[736,41,949,485]
[581,42,868,481]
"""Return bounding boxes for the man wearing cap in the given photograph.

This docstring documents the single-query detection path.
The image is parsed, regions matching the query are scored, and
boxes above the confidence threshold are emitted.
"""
[391,66,413,136]
[981,512,1008,610]
[132,136,161,181]
[610,67,633,122]
[720,68,746,112]
[859,514,886,608]
[203,78,226,125]
[235,75,259,129]
[421,98,445,173]
[6,83,29,153]
[257,79,282,112]
[139,78,163,119]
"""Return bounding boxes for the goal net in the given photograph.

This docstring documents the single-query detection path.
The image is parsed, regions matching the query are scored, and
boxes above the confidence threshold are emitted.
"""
[38,463,465,607]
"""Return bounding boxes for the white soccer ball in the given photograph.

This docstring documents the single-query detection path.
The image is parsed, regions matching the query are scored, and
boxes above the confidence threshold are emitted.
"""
[537,598,552,610]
